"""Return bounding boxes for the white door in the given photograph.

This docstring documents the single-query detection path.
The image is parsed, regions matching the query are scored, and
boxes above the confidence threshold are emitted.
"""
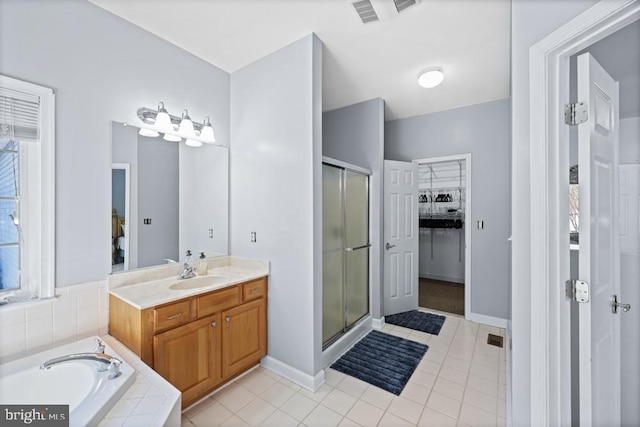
[577,52,621,427]
[383,160,418,315]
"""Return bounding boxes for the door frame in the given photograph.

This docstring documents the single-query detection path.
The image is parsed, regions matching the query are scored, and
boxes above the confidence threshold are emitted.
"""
[528,1,639,425]
[112,163,131,271]
[414,153,472,318]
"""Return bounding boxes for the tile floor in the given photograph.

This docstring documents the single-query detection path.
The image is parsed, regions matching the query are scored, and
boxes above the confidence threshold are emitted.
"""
[182,311,507,427]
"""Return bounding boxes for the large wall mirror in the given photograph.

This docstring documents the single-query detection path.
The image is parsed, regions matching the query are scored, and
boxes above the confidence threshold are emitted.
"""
[110,121,229,273]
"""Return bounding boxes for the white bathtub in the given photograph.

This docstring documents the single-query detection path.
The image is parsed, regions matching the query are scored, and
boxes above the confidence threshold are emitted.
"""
[0,336,135,426]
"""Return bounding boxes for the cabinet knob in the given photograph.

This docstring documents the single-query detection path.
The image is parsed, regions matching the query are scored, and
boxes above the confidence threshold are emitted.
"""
[211,321,217,327]
[225,317,231,322]
[166,312,182,320]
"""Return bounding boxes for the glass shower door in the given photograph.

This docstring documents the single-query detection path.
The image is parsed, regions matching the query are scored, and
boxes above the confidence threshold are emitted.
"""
[322,163,369,348]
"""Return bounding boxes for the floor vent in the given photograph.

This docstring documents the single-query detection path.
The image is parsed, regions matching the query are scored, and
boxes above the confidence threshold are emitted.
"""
[487,334,504,348]
[350,0,379,24]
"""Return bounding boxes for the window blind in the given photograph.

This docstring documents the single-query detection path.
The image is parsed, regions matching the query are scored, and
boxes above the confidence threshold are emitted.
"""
[0,87,40,143]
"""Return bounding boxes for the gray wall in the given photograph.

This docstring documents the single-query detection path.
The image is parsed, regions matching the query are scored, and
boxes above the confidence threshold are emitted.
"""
[230,35,322,379]
[0,0,230,286]
[510,0,599,424]
[137,137,178,268]
[385,98,511,320]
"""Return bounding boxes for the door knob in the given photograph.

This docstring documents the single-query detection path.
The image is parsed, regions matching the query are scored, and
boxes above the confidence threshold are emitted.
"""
[211,321,217,327]
[385,242,396,250]
[612,295,631,313]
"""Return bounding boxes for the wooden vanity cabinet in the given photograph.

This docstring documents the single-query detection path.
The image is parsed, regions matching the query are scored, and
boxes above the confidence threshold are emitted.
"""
[109,276,267,408]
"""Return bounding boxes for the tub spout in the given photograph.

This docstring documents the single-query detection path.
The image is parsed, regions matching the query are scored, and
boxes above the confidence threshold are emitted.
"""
[40,352,122,379]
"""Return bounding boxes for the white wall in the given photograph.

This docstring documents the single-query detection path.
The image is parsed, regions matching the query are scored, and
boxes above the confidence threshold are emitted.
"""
[230,35,323,382]
[510,0,599,424]
[0,0,230,286]
[386,98,511,321]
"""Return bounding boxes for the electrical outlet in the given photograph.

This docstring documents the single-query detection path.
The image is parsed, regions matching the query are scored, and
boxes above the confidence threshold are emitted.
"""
[250,231,256,243]
[208,228,214,238]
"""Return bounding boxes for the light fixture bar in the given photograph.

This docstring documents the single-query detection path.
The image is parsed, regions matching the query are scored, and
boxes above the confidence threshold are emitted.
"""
[137,107,207,134]
[136,103,217,145]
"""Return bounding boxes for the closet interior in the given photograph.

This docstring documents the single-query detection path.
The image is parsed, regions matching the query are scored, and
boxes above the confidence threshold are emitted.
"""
[418,159,466,315]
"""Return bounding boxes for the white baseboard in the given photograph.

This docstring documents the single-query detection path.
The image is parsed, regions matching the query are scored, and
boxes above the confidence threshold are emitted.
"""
[260,356,324,392]
[466,312,508,329]
[372,317,385,330]
[420,274,464,284]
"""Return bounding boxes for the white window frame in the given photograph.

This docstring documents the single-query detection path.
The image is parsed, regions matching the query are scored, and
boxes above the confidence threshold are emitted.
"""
[0,75,55,299]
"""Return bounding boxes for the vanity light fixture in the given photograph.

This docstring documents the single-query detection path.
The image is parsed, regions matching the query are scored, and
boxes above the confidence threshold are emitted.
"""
[136,102,217,146]
[418,67,444,88]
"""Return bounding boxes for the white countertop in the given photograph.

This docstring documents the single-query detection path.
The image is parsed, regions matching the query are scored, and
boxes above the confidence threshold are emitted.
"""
[109,256,269,309]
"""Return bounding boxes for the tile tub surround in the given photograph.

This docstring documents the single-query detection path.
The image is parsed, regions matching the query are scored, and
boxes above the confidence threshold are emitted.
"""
[109,256,269,309]
[0,280,109,364]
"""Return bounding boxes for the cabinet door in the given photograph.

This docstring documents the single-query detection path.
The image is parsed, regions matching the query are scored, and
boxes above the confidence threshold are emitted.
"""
[154,313,221,407]
[222,298,266,378]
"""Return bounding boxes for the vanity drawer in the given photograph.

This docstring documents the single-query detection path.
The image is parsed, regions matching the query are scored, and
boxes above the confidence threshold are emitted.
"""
[154,300,193,332]
[243,278,267,302]
[197,286,242,317]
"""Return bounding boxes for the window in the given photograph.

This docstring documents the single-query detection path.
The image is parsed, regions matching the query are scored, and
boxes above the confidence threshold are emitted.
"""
[0,75,55,301]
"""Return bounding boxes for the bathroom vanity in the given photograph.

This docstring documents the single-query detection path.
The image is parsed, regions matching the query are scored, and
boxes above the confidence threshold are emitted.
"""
[108,257,268,408]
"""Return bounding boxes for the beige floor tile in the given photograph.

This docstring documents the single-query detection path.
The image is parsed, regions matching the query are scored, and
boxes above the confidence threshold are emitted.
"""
[447,346,474,361]
[433,377,465,401]
[299,383,334,403]
[497,398,506,418]
[387,396,424,424]
[220,415,249,427]
[409,369,437,389]
[320,389,358,416]
[259,409,299,427]
[345,400,384,426]
[336,376,369,398]
[184,397,216,419]
[472,353,500,369]
[423,350,447,364]
[235,397,276,426]
[303,405,343,427]
[257,367,282,382]
[417,358,442,375]
[439,366,469,386]
[182,415,195,427]
[215,385,256,413]
[260,382,297,408]
[378,411,414,427]
[399,381,431,405]
[278,378,302,392]
[337,418,361,427]
[418,407,458,427]
[359,386,395,410]
[426,391,462,420]
[458,403,497,427]
[443,355,471,372]
[280,393,318,421]
[497,416,506,427]
[466,374,498,397]
[387,328,411,338]
[450,339,475,351]
[498,385,506,400]
[428,339,452,353]
[324,369,348,387]
[469,363,499,382]
[187,401,233,427]
[463,388,497,414]
[239,372,277,396]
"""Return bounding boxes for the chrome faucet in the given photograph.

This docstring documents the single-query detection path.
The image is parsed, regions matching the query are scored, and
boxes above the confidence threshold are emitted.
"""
[178,263,196,280]
[177,250,196,280]
[40,352,122,379]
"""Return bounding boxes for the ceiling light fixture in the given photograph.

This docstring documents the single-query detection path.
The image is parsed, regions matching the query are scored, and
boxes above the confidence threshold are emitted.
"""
[137,102,217,146]
[418,67,444,88]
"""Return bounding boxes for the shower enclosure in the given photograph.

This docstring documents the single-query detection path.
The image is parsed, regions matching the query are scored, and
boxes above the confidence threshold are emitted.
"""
[322,162,370,348]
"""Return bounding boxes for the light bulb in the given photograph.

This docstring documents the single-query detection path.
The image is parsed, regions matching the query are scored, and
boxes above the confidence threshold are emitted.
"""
[418,68,444,88]
[185,139,202,147]
[154,101,174,133]
[138,127,159,137]
[200,117,215,143]
[178,110,195,137]
[163,133,182,142]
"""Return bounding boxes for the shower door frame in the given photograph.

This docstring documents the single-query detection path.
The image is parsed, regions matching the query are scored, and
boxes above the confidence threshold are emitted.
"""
[322,156,372,350]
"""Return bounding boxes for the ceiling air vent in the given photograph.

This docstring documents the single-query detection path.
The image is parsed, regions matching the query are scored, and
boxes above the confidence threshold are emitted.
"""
[394,0,418,13]
[350,0,379,24]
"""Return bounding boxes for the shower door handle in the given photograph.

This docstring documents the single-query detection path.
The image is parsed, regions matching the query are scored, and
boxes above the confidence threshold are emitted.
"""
[345,244,371,252]
[385,243,396,250]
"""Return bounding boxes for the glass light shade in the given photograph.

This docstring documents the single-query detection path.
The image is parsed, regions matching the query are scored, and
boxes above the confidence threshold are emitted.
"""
[200,118,215,143]
[163,133,182,142]
[178,110,196,137]
[154,110,174,133]
[418,68,444,88]
[138,127,159,137]
[185,139,202,147]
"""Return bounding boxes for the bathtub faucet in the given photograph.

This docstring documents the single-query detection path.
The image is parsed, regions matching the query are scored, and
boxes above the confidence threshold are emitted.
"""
[40,352,122,379]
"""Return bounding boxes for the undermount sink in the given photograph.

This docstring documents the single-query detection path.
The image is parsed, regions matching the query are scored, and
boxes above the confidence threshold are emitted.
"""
[169,275,232,290]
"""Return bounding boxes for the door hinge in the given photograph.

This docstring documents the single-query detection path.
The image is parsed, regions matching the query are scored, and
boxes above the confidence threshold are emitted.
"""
[566,279,589,303]
[564,102,588,125]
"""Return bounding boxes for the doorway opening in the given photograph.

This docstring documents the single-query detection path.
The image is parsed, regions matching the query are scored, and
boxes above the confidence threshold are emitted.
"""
[415,154,471,317]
